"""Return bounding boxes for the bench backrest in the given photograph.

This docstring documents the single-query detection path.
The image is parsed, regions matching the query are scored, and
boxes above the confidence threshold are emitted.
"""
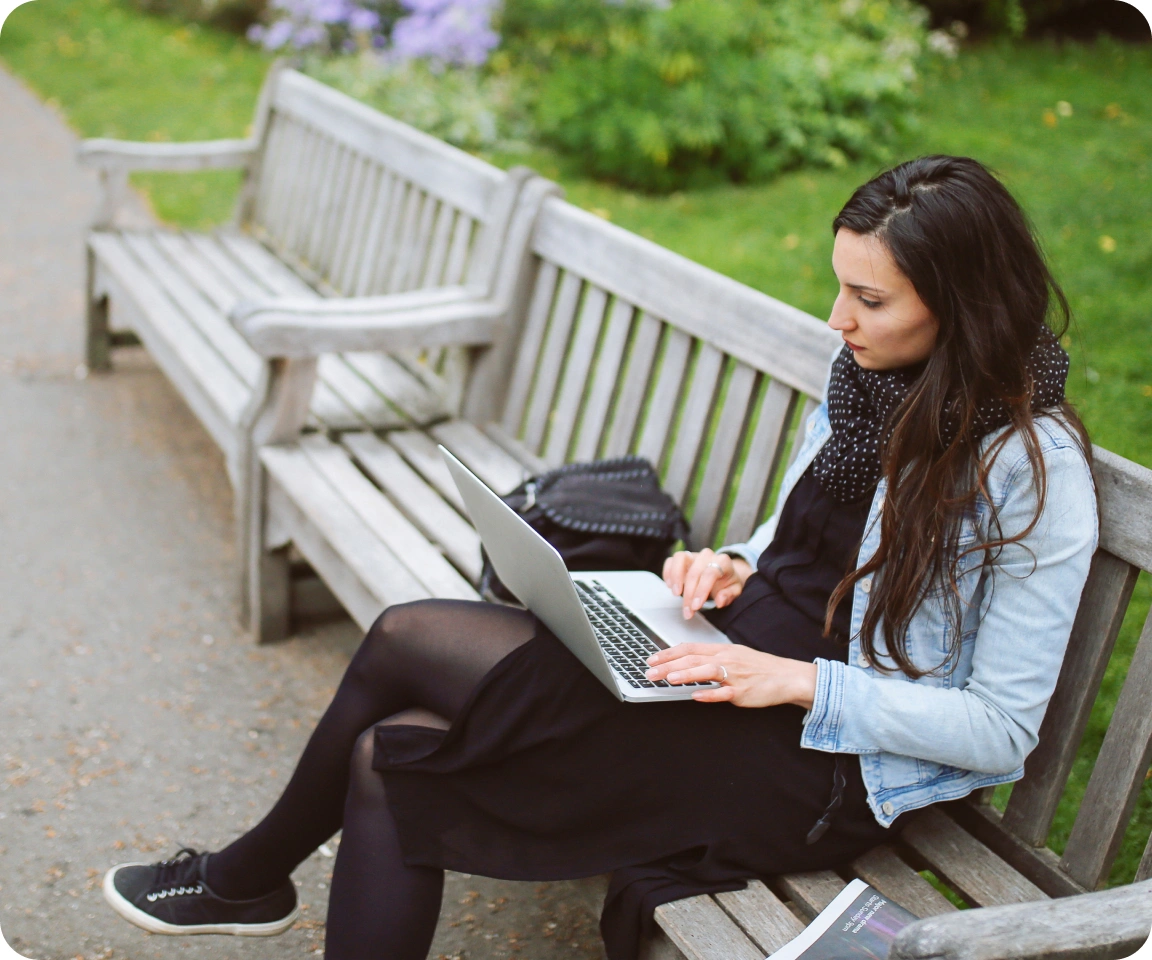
[239,67,526,409]
[999,449,1152,889]
[483,195,841,551]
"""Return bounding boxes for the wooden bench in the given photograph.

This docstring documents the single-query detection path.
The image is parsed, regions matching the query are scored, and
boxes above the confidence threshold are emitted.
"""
[231,175,1152,958]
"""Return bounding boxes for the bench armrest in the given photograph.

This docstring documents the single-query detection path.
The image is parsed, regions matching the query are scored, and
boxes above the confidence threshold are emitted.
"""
[890,879,1152,960]
[78,138,258,172]
[230,291,505,358]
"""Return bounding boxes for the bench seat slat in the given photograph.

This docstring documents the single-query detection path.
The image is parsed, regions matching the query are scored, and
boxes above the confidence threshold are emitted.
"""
[653,895,763,960]
[341,352,449,427]
[261,443,432,618]
[342,432,483,583]
[850,845,958,918]
[216,232,318,299]
[714,880,804,954]
[431,420,528,495]
[297,435,477,600]
[90,234,249,443]
[316,355,409,430]
[902,808,1047,907]
[387,429,469,514]
[775,870,846,919]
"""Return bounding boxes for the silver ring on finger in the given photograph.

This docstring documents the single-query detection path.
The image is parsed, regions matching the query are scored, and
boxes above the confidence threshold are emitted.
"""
[718,665,729,683]
[706,561,725,573]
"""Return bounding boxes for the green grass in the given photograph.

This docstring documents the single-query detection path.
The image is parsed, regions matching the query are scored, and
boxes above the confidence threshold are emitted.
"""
[3,0,1150,887]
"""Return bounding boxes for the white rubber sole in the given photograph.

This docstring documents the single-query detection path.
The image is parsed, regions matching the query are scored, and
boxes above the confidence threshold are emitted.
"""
[103,864,299,937]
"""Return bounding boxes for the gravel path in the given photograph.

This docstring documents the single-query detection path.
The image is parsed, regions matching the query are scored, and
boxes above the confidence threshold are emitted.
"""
[0,65,605,960]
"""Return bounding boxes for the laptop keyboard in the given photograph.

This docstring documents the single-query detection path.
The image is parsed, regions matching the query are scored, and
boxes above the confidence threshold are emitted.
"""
[574,580,708,690]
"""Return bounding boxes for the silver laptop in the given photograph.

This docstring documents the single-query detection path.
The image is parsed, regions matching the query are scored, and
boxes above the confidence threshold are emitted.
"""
[440,446,730,702]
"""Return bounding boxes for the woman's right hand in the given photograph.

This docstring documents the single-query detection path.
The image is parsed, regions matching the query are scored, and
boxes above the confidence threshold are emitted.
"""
[663,549,753,620]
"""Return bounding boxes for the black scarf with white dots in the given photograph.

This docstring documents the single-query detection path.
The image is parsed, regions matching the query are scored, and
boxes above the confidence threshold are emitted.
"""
[811,326,1070,504]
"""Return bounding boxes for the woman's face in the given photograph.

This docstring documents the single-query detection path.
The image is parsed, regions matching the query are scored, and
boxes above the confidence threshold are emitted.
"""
[828,229,938,371]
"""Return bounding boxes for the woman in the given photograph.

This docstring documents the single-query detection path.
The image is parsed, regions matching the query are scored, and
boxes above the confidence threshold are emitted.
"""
[102,155,1098,959]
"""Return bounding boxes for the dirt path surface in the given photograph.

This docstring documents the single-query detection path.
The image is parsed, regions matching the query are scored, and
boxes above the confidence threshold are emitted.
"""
[0,65,605,960]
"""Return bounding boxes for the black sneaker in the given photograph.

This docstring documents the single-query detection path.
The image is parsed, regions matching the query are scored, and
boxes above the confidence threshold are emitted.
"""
[103,847,298,936]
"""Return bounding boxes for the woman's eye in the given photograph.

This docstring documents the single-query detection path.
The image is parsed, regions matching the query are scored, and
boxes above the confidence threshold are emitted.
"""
[858,296,882,309]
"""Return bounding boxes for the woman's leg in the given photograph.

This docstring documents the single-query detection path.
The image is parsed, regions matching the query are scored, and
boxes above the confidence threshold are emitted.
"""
[205,599,536,901]
[321,728,444,960]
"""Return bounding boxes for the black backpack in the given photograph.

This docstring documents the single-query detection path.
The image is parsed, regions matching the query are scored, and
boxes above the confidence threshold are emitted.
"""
[480,456,690,605]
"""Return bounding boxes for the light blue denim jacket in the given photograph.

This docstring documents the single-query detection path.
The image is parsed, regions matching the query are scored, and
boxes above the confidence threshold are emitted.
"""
[720,402,1097,827]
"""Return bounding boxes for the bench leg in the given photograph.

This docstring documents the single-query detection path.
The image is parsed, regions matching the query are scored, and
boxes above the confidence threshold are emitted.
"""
[254,545,291,644]
[240,454,292,645]
[86,247,112,373]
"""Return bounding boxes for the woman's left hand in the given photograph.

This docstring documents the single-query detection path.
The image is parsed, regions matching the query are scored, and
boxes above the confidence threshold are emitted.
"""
[645,643,818,709]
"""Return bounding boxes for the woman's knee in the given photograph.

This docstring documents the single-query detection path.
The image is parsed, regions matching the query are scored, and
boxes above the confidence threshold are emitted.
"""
[347,726,386,804]
[352,600,443,682]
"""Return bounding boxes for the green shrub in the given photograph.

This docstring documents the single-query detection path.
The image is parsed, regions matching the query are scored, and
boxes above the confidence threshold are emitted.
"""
[307,54,534,153]
[499,0,933,192]
[916,0,1096,36]
[130,0,267,34]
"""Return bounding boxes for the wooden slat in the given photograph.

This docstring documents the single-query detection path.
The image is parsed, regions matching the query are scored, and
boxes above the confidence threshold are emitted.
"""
[775,870,847,919]
[543,285,609,465]
[119,233,261,387]
[387,428,468,515]
[340,352,448,426]
[368,179,411,295]
[315,355,408,430]
[947,801,1088,899]
[385,184,425,294]
[442,210,473,286]
[273,70,504,221]
[663,343,725,503]
[688,361,757,547]
[1137,831,1152,883]
[298,435,477,600]
[501,259,560,435]
[332,159,380,295]
[402,193,440,292]
[320,147,361,281]
[261,115,301,248]
[253,114,291,239]
[185,232,277,299]
[850,845,957,918]
[902,808,1047,907]
[217,232,317,299]
[530,197,840,399]
[151,231,239,312]
[279,124,323,257]
[1094,446,1152,571]
[572,297,634,462]
[301,134,342,269]
[786,396,820,470]
[714,881,804,954]
[431,419,527,495]
[1060,602,1152,890]
[653,895,763,960]
[308,141,351,274]
[635,328,692,467]
[521,270,583,452]
[602,312,662,459]
[351,170,396,296]
[1003,551,1140,846]
[482,422,551,477]
[341,432,483,583]
[325,152,369,293]
[262,443,431,609]
[420,202,455,289]
[723,378,798,545]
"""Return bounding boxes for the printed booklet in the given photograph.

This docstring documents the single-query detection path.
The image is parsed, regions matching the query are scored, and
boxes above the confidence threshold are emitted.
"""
[767,878,918,960]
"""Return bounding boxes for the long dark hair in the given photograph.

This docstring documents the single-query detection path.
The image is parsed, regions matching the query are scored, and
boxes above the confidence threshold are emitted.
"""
[825,155,1090,678]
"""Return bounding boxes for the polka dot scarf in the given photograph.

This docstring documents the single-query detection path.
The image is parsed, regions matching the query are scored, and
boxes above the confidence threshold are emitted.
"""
[812,326,1069,504]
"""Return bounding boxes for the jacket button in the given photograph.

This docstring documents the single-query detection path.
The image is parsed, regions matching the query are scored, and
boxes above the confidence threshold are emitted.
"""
[857,652,870,667]
[881,801,895,816]
[860,577,872,594]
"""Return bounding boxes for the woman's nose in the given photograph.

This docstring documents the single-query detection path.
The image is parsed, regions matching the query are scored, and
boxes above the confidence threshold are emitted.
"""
[828,294,855,331]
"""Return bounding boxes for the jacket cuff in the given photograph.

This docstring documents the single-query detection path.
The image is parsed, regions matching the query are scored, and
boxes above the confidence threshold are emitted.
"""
[717,543,759,569]
[801,658,844,751]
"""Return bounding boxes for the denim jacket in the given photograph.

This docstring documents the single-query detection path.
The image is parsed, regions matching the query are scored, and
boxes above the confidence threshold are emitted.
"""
[720,402,1097,827]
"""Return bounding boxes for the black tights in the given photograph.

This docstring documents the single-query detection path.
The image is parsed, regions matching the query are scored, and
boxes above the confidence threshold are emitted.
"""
[205,599,536,960]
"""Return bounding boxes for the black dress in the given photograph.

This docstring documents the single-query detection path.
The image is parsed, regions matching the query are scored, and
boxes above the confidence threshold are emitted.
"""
[373,470,894,959]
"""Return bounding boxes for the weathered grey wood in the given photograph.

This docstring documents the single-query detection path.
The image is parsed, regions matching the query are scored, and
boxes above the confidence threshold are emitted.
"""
[1060,601,1152,890]
[421,201,455,289]
[79,137,255,172]
[663,343,726,505]
[714,880,804,954]
[431,420,527,495]
[313,145,355,277]
[572,297,634,462]
[635,328,692,467]
[298,435,477,600]
[272,70,504,221]
[688,361,758,547]
[531,197,839,400]
[890,878,1152,960]
[850,845,958,918]
[786,396,820,471]
[483,422,552,477]
[404,192,440,292]
[254,114,296,246]
[544,285,610,465]
[775,870,847,919]
[903,808,1047,907]
[723,378,798,545]
[236,60,290,229]
[388,429,469,515]
[151,231,240,313]
[1003,551,1141,846]
[501,259,560,435]
[341,352,448,426]
[216,232,317,299]
[1137,830,1152,883]
[329,156,375,294]
[282,129,330,263]
[85,245,112,370]
[1094,446,1152,571]
[522,270,584,451]
[387,186,426,293]
[947,801,1088,899]
[602,312,663,459]
[349,169,395,296]
[341,432,483,582]
[653,895,763,960]
[443,207,473,286]
[315,355,407,429]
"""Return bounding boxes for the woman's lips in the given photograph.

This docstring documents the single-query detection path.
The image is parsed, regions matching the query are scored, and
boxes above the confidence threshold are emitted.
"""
[844,340,863,351]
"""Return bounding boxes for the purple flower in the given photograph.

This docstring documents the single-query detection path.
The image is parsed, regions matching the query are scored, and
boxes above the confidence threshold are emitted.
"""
[391,0,499,66]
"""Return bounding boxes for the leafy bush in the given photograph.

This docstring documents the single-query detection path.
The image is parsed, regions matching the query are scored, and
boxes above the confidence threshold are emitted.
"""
[915,0,1097,36]
[307,54,532,150]
[131,0,268,34]
[500,0,935,191]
